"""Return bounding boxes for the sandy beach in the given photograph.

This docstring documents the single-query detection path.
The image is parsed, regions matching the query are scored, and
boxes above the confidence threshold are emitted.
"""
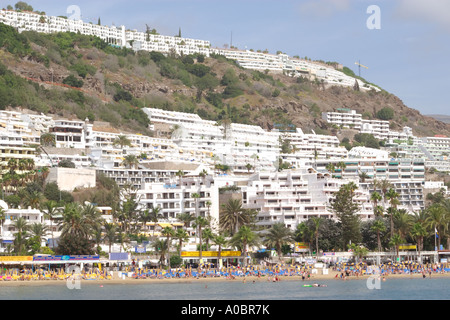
[1,270,449,287]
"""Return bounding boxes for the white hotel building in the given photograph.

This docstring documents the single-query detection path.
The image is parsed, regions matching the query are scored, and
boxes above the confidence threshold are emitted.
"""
[322,109,414,141]
[0,9,210,56]
[280,128,348,167]
[315,147,426,212]
[322,109,363,130]
[136,170,219,224]
[143,108,280,173]
[242,169,374,231]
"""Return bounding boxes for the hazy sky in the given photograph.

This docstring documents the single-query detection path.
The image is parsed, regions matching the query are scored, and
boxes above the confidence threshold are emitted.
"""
[4,0,450,116]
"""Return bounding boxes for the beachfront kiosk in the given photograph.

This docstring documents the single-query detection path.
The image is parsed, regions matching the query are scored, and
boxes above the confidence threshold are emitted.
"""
[181,251,242,268]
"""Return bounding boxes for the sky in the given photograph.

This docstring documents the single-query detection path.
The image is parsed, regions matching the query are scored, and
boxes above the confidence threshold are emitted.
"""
[3,0,450,116]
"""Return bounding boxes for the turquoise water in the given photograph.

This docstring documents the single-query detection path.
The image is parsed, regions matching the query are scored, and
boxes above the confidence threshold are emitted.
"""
[0,277,448,300]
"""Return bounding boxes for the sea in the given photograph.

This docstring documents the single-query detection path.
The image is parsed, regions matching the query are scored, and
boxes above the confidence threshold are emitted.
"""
[0,277,448,301]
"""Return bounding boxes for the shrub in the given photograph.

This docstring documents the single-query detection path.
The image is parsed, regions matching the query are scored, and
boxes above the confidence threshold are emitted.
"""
[272,88,281,97]
[222,84,243,99]
[376,107,394,120]
[62,74,84,88]
[58,159,76,168]
[0,23,31,57]
[70,63,97,78]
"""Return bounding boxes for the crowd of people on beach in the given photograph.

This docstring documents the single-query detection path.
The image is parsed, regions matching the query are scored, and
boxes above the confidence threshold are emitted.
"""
[0,267,112,281]
[126,263,319,281]
[333,261,450,280]
[0,261,449,282]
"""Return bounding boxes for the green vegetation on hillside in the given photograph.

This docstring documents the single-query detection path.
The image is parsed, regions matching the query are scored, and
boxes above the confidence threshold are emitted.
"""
[0,18,447,137]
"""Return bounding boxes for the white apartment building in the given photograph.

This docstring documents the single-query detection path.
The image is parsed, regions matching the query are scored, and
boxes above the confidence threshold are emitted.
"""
[0,200,51,252]
[35,147,91,168]
[241,169,374,231]
[361,119,390,139]
[209,49,377,91]
[0,9,210,56]
[278,128,347,169]
[386,134,450,172]
[137,171,219,223]
[20,112,55,134]
[49,119,86,149]
[323,109,415,141]
[315,147,426,212]
[0,110,41,145]
[420,136,450,150]
[322,109,362,130]
[0,134,36,175]
[143,108,280,173]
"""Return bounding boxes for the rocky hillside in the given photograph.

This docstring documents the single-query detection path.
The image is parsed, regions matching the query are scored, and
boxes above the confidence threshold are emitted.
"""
[1,23,449,139]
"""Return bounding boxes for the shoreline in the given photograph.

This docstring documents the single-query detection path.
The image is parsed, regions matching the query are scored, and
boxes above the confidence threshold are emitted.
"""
[1,270,449,287]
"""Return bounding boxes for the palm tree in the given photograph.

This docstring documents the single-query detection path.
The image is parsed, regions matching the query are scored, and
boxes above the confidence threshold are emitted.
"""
[371,218,387,252]
[193,216,209,264]
[7,158,18,175]
[389,233,405,261]
[91,224,103,254]
[219,199,254,235]
[26,158,35,171]
[178,212,195,229]
[191,193,200,217]
[370,191,382,217]
[386,188,400,236]
[263,222,293,261]
[386,188,400,208]
[410,222,428,261]
[294,221,312,245]
[386,207,397,238]
[325,163,335,176]
[202,228,215,251]
[393,209,413,239]
[176,170,185,186]
[139,209,153,234]
[23,190,44,209]
[213,234,228,268]
[229,225,259,267]
[58,202,100,239]
[40,133,56,147]
[113,135,132,149]
[348,243,369,263]
[374,179,392,206]
[199,169,208,184]
[149,207,162,237]
[41,200,60,247]
[412,209,428,225]
[425,204,447,250]
[358,170,370,183]
[18,159,27,173]
[153,238,168,266]
[162,226,175,268]
[29,222,49,248]
[122,154,139,169]
[311,217,323,259]
[205,201,212,217]
[174,228,189,255]
[13,217,29,254]
[336,161,346,176]
[103,222,118,253]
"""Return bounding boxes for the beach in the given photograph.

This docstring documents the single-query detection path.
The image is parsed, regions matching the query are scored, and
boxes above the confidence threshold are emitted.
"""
[1,269,449,287]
